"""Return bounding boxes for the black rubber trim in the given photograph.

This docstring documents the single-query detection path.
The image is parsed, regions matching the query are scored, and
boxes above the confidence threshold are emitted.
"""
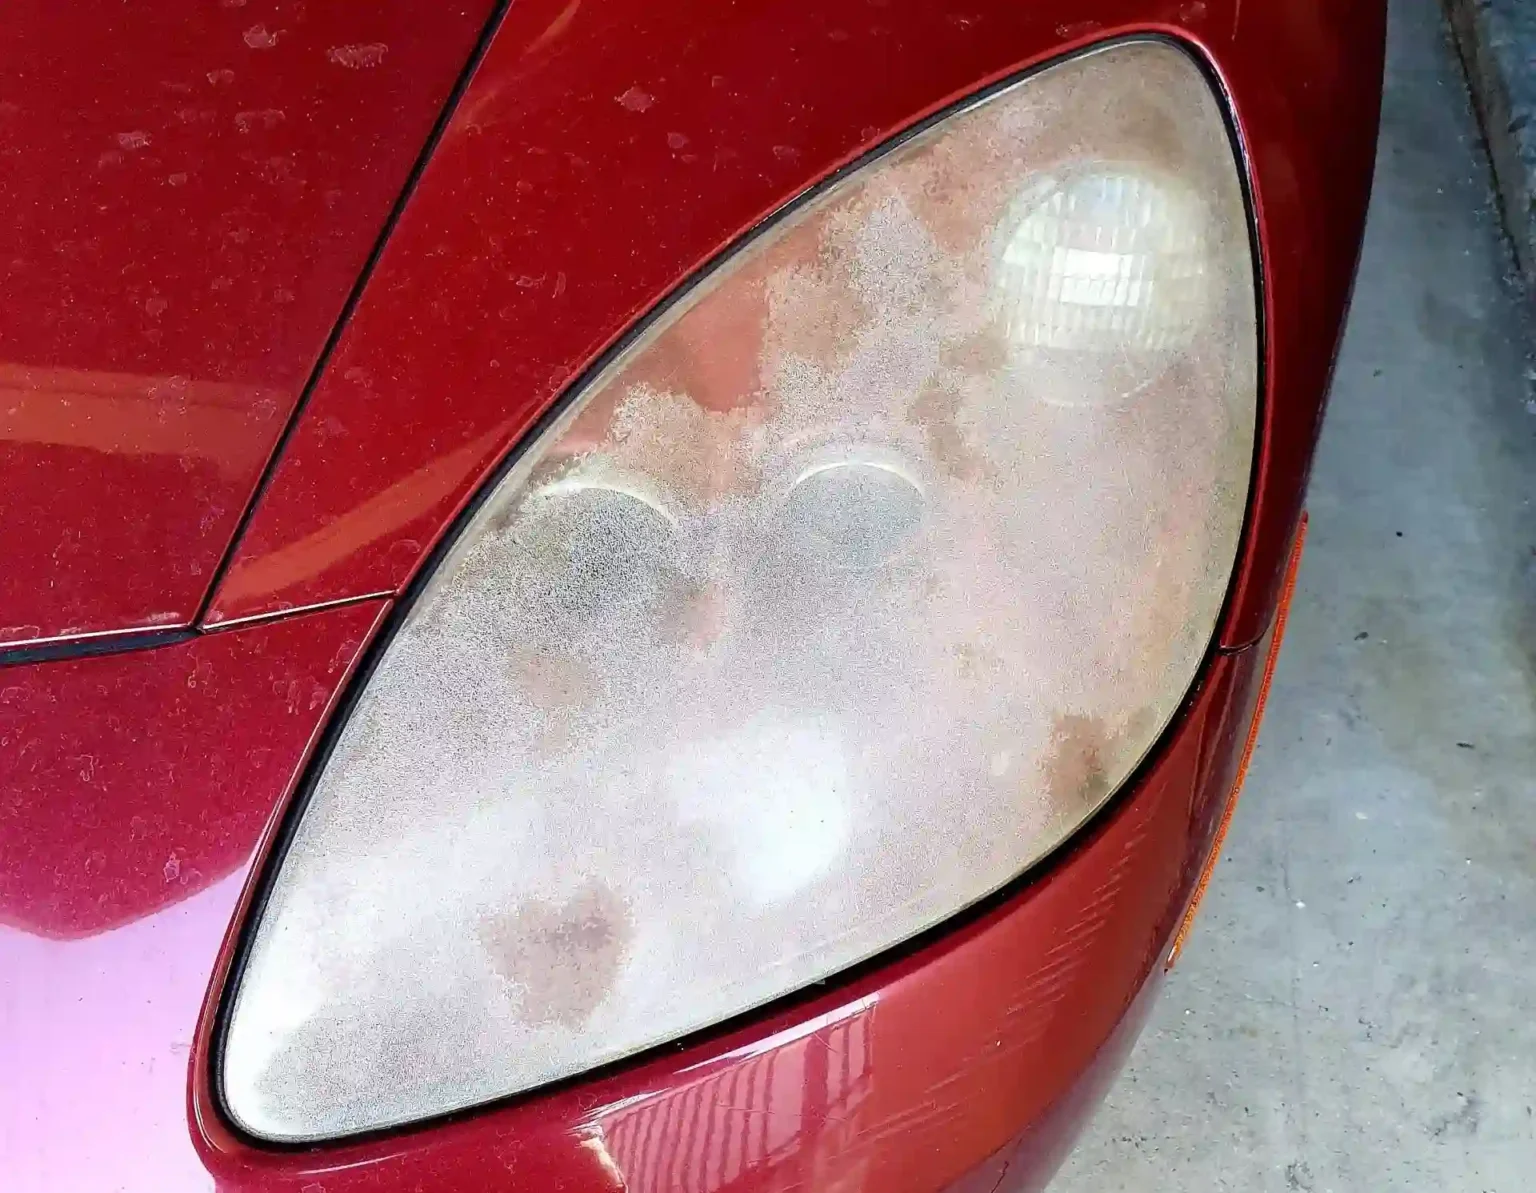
[188,0,519,627]
[0,628,196,669]
[212,30,1269,1151]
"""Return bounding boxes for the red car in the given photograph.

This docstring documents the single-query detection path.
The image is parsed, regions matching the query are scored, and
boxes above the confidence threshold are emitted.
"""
[0,1,1384,1190]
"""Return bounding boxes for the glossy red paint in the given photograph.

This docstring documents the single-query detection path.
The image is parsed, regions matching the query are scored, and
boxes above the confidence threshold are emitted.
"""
[189,639,1269,1193]
[0,0,493,648]
[2,0,1382,1188]
[0,600,386,1192]
[203,0,1385,652]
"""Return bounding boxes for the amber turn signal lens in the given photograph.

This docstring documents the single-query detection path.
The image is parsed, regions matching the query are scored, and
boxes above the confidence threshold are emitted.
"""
[1166,513,1309,971]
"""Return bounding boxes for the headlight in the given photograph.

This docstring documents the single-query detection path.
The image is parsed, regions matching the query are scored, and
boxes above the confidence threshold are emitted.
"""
[221,38,1257,1142]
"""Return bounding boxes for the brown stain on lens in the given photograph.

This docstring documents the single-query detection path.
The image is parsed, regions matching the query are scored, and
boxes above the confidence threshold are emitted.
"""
[889,122,1016,255]
[511,650,601,711]
[911,380,982,480]
[481,883,634,1028]
[912,321,1011,483]
[1041,713,1114,812]
[939,323,1010,377]
[761,223,870,373]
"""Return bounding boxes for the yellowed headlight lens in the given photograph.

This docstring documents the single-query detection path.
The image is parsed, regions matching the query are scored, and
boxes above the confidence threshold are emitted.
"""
[223,38,1256,1142]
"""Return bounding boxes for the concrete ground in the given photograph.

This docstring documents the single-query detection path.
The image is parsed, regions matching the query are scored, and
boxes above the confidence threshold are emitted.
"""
[1052,1,1536,1190]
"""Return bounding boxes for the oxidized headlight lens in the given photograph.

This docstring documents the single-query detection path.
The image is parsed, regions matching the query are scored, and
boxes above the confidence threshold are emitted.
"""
[223,39,1257,1142]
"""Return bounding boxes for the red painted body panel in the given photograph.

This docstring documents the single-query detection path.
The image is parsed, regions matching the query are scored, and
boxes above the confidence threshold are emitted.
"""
[0,601,386,1192]
[0,0,492,647]
[0,0,1382,1189]
[203,0,1384,652]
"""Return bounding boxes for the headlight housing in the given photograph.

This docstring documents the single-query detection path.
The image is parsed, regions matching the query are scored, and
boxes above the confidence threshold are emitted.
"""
[221,38,1256,1142]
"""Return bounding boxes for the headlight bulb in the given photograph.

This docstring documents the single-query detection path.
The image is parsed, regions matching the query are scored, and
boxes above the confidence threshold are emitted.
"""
[996,167,1214,407]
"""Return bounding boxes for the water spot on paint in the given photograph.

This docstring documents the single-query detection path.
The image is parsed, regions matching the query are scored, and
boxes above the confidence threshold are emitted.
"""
[261,156,299,185]
[235,109,285,133]
[243,24,279,49]
[616,87,654,113]
[328,43,388,69]
[1053,19,1100,38]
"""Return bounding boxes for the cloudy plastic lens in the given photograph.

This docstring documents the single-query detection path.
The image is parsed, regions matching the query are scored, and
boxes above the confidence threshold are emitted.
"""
[223,39,1257,1142]
[777,458,926,569]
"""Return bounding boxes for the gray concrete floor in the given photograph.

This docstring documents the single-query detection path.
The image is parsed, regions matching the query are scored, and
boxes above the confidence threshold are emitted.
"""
[1052,1,1536,1189]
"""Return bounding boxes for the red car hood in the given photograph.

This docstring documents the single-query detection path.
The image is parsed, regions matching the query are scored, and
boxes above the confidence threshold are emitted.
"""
[0,0,493,649]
